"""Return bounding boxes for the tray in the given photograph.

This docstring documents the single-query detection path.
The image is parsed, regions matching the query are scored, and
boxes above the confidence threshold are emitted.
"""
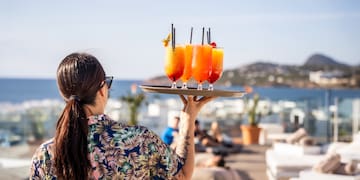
[139,85,246,97]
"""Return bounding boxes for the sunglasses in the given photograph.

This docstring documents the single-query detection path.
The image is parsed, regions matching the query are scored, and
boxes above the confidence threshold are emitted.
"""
[100,76,113,89]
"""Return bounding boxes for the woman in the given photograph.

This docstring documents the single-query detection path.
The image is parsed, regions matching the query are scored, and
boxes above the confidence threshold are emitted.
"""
[30,53,215,179]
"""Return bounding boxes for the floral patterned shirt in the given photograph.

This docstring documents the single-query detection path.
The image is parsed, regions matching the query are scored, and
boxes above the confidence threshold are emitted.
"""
[30,114,185,179]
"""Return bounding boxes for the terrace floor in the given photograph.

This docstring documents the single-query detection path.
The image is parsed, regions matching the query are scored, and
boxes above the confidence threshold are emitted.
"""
[225,145,269,180]
[0,144,271,180]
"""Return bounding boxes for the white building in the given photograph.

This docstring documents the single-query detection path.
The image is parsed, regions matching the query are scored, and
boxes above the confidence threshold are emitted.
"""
[309,71,350,86]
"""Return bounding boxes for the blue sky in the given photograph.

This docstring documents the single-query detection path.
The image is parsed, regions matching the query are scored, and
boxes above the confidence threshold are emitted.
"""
[1,0,359,79]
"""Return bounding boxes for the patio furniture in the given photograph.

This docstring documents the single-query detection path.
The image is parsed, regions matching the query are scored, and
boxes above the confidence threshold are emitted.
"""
[258,123,286,145]
[294,170,360,180]
[266,142,351,180]
[266,149,324,180]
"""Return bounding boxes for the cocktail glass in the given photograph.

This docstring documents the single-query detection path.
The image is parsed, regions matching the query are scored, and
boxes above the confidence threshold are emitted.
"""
[180,44,193,89]
[208,47,224,91]
[165,45,185,88]
[192,44,212,90]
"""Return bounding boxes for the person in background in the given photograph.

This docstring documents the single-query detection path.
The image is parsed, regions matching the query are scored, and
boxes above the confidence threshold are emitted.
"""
[194,120,221,147]
[208,121,233,147]
[29,52,216,180]
[208,121,223,143]
[162,116,180,145]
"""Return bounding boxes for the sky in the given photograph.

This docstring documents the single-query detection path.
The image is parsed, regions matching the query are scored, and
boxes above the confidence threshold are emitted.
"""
[0,0,360,80]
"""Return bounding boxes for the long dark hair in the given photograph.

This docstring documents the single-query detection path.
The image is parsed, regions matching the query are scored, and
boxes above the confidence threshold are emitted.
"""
[54,53,105,179]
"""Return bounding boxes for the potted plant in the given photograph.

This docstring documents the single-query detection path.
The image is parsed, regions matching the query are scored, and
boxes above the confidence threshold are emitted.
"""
[241,94,262,145]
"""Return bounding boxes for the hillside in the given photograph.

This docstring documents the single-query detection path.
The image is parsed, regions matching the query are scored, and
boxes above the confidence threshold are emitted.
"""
[303,54,350,70]
[146,53,360,88]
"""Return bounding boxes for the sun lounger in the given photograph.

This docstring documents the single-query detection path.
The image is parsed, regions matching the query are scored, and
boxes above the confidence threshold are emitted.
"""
[266,141,358,180]
[292,140,360,180]
[296,141,360,180]
[258,123,285,145]
[296,170,360,180]
[266,149,324,180]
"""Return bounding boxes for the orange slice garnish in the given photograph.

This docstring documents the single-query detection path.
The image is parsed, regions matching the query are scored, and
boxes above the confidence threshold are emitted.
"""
[162,33,171,47]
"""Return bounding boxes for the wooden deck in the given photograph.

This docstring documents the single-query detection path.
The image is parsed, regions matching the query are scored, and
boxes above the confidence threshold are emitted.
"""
[226,145,269,180]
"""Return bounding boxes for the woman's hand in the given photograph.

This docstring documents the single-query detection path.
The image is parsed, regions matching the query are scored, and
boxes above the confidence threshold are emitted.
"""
[179,95,216,119]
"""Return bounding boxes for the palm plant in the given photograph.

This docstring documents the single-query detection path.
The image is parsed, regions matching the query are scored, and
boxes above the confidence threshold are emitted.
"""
[248,94,260,126]
[120,92,146,126]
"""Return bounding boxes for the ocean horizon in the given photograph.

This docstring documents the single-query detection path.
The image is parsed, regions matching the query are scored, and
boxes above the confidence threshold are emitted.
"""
[1,78,360,104]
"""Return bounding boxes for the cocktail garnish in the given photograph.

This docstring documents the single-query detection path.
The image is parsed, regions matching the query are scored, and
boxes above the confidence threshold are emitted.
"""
[210,42,217,48]
[162,33,171,47]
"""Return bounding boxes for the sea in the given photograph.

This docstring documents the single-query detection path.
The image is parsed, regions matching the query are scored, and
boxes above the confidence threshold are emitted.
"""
[0,78,360,145]
[1,78,360,103]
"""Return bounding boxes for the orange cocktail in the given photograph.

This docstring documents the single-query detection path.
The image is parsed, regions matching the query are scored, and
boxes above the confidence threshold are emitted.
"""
[208,48,224,90]
[164,45,185,88]
[192,44,212,90]
[180,44,193,89]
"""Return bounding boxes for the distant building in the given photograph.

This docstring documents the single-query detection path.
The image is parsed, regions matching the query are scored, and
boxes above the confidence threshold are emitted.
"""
[309,71,350,86]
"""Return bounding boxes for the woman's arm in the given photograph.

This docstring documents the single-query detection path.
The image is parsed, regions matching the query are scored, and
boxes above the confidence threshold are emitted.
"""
[175,95,216,179]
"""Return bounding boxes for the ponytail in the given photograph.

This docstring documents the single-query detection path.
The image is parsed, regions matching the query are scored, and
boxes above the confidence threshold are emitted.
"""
[55,52,105,179]
[54,98,91,180]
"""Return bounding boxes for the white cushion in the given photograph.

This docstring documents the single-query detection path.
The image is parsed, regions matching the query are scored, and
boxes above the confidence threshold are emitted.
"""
[323,142,350,154]
[323,142,360,162]
[353,133,360,144]
[337,143,360,163]
[266,149,324,179]
[273,142,322,155]
[298,170,360,180]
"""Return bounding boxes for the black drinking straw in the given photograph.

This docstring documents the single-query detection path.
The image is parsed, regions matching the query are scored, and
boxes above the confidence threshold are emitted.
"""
[208,28,211,44]
[190,27,193,44]
[173,28,176,48]
[201,27,205,45]
[171,24,175,49]
[206,30,209,44]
